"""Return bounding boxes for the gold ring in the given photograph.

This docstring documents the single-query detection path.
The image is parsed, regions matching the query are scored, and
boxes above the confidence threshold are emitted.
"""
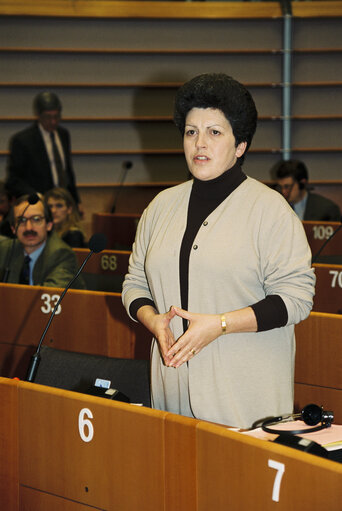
[190,348,196,356]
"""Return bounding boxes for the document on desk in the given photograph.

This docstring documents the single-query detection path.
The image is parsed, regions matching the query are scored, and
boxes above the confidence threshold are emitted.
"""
[238,422,342,451]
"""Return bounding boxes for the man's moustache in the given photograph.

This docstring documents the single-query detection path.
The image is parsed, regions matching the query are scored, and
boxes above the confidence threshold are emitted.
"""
[23,230,37,237]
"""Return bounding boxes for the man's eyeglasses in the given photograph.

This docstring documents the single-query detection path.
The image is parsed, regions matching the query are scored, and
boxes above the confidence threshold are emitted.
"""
[16,215,45,227]
[275,183,294,194]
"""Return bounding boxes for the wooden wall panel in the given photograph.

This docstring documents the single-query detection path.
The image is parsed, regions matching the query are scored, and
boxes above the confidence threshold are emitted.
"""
[0,6,340,186]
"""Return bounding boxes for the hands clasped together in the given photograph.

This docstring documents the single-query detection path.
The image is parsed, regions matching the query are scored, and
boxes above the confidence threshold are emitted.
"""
[152,305,223,369]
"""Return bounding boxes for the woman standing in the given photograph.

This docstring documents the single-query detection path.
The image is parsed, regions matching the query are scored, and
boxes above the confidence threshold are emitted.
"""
[122,74,315,429]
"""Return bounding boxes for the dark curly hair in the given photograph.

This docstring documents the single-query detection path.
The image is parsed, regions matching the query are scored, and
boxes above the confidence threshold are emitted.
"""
[174,73,257,164]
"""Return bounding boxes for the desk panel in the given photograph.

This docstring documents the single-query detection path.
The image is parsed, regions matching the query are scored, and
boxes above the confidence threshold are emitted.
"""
[164,414,199,511]
[312,263,342,314]
[0,378,19,511]
[74,248,130,276]
[303,221,342,262]
[196,421,342,511]
[0,284,151,379]
[19,383,166,510]
[295,312,342,390]
[0,344,32,382]
[92,213,140,250]
[73,248,130,292]
[294,312,342,422]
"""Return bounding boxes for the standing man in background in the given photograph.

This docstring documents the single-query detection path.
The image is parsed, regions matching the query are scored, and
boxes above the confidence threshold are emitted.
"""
[273,159,341,221]
[6,91,82,215]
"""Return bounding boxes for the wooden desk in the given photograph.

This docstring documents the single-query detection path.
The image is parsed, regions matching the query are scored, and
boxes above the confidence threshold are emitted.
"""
[1,378,341,511]
[303,221,342,263]
[312,263,342,315]
[92,213,140,250]
[0,283,151,380]
[73,248,130,292]
[19,382,167,510]
[295,312,342,423]
[196,421,342,510]
[0,378,18,511]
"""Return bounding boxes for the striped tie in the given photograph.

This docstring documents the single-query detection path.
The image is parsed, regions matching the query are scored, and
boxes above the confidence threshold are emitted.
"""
[50,132,67,188]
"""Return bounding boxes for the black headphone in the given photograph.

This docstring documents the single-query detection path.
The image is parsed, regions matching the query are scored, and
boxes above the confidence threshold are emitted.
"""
[261,404,334,435]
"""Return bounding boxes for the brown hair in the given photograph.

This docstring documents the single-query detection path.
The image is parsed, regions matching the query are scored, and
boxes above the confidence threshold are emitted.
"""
[44,187,84,239]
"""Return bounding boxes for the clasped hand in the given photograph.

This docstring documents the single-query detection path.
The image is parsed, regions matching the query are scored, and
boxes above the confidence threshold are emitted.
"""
[155,306,222,368]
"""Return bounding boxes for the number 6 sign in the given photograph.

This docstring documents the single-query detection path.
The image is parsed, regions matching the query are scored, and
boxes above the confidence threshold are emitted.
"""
[78,408,94,443]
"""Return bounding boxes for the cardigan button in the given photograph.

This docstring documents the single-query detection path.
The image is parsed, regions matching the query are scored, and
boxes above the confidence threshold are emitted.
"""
[193,245,198,250]
[203,221,208,226]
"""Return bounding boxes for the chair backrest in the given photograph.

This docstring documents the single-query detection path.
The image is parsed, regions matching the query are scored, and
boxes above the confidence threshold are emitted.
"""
[34,345,150,407]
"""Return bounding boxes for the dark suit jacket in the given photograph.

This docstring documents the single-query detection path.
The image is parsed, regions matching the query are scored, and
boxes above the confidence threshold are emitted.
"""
[6,123,79,204]
[0,231,85,289]
[304,192,341,222]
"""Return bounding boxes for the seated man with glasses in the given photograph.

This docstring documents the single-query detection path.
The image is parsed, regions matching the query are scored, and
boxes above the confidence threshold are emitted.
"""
[5,91,81,214]
[0,195,85,288]
[272,159,341,221]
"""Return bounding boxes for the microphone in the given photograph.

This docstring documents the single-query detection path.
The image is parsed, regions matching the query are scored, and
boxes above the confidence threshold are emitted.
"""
[25,232,107,382]
[110,160,132,213]
[2,193,40,283]
[311,216,342,264]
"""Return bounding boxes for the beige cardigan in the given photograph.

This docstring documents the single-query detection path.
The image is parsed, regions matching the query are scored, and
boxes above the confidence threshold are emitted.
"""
[122,177,315,428]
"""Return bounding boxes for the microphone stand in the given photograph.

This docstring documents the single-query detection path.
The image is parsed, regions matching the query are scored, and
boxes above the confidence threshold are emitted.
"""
[110,161,132,214]
[26,232,107,382]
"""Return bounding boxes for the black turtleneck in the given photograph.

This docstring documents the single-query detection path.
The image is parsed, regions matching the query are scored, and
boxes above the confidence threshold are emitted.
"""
[179,162,246,325]
[130,162,288,332]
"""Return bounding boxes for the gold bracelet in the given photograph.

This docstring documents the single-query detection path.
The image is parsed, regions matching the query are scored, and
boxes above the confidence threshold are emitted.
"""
[221,314,227,334]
